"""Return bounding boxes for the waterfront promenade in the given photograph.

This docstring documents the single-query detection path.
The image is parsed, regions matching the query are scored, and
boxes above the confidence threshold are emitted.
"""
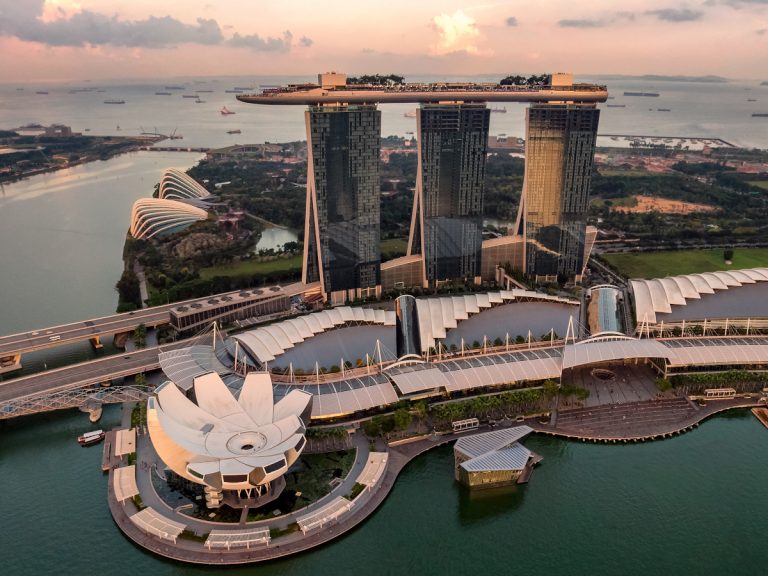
[106,389,768,565]
[531,396,764,442]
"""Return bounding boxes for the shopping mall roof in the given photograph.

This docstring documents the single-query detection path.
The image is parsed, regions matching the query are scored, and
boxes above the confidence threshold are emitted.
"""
[414,291,577,354]
[273,374,398,419]
[630,268,768,324]
[562,336,676,370]
[662,337,768,368]
[232,307,395,365]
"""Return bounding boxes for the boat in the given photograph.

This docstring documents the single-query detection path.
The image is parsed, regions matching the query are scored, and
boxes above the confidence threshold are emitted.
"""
[104,99,125,104]
[84,128,91,132]
[227,129,241,134]
[606,104,626,108]
[182,94,199,98]
[195,100,206,103]
[404,110,417,118]
[220,106,236,115]
[752,113,768,117]
[657,108,671,112]
[747,98,757,102]
[164,85,184,90]
[77,429,105,446]
[195,90,214,93]
[490,106,507,114]
[624,91,660,97]
[224,90,243,94]
[233,86,253,91]
[155,91,172,95]
[35,91,49,95]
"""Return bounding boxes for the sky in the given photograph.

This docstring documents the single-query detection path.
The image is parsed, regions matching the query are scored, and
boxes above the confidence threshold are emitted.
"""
[0,0,766,82]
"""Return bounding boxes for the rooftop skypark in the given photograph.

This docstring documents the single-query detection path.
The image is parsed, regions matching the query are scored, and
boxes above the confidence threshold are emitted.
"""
[237,72,608,106]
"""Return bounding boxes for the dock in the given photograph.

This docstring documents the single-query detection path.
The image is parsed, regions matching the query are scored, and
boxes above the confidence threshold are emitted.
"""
[101,430,119,472]
[517,453,543,485]
[751,407,768,429]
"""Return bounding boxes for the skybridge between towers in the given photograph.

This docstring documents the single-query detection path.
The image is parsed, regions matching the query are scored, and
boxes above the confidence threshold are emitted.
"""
[236,72,609,106]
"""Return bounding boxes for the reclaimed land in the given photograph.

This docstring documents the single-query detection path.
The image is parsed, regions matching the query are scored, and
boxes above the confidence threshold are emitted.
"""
[603,247,768,278]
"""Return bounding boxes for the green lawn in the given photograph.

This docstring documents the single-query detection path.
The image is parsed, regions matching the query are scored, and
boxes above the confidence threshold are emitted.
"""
[199,255,302,279]
[380,237,408,260]
[748,180,768,191]
[603,248,768,278]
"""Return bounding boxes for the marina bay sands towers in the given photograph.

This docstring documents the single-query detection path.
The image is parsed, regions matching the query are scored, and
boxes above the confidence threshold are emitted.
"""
[302,104,382,304]
[519,102,601,280]
[408,104,491,286]
[239,73,605,302]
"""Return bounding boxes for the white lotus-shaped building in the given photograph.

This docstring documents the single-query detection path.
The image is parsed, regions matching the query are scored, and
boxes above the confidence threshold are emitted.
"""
[159,168,212,201]
[129,198,208,239]
[147,372,312,492]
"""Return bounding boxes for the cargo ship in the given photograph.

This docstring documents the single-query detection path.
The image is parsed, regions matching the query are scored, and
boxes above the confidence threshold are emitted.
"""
[752,113,768,117]
[624,91,660,97]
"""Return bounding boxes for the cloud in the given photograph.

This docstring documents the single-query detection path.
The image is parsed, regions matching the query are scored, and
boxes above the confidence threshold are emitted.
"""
[0,0,308,50]
[506,16,518,27]
[432,10,482,54]
[758,27,768,34]
[705,0,768,7]
[558,18,605,28]
[227,30,294,51]
[645,8,704,22]
[299,36,313,47]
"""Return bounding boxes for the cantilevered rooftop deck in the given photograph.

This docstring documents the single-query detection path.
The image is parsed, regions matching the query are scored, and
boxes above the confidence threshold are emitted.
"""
[237,82,608,105]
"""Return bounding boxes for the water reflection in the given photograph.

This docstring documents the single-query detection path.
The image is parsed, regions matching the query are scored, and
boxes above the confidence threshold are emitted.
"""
[457,482,526,525]
[255,227,299,252]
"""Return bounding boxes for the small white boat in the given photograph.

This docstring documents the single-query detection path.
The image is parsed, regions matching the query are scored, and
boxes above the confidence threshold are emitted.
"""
[78,429,105,446]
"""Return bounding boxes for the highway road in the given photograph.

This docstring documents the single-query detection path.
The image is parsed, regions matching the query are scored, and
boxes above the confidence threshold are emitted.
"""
[0,305,175,358]
[0,345,167,403]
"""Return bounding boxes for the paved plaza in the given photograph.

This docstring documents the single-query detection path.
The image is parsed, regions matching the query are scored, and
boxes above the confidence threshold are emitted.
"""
[562,363,660,408]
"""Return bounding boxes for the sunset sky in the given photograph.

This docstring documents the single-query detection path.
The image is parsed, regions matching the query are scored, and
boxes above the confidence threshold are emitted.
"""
[0,0,766,82]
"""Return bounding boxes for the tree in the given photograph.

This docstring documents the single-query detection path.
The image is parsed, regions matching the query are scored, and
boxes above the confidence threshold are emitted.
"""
[363,419,381,437]
[724,247,734,261]
[393,408,412,431]
[135,373,146,386]
[543,379,559,399]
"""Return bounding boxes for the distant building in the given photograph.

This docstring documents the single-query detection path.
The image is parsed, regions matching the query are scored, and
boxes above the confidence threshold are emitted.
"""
[408,103,490,287]
[43,124,74,137]
[518,103,601,281]
[303,104,382,304]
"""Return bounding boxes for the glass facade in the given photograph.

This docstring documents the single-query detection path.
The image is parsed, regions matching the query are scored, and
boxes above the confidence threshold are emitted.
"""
[416,104,490,284]
[395,295,421,359]
[304,105,381,296]
[521,104,600,279]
